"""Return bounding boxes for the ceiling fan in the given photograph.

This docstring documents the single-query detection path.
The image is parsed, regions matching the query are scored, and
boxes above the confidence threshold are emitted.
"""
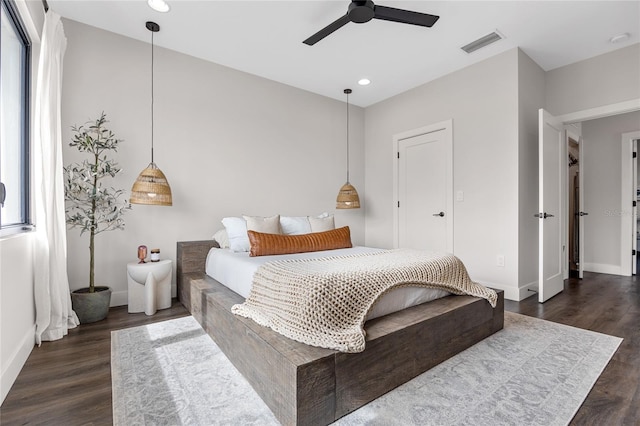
[303,0,440,46]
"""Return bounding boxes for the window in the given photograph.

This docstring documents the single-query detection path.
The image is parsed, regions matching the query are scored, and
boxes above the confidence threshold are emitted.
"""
[0,0,31,231]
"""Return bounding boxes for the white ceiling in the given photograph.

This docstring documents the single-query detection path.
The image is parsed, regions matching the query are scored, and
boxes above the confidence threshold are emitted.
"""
[47,0,640,107]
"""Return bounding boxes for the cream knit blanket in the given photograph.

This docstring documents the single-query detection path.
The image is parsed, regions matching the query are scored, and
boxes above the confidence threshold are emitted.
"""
[232,249,497,353]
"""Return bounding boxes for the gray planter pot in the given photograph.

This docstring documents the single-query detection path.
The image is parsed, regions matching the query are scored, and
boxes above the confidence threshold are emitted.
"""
[71,286,112,324]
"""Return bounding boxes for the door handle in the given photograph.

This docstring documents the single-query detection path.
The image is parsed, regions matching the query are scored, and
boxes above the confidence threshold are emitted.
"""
[578,211,589,216]
[432,212,445,217]
[534,212,555,219]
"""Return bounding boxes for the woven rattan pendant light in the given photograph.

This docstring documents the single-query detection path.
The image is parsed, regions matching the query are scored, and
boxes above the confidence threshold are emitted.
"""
[336,88,360,209]
[130,21,172,206]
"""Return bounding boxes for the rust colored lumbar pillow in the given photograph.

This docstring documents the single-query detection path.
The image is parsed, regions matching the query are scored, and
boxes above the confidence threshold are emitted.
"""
[248,226,352,257]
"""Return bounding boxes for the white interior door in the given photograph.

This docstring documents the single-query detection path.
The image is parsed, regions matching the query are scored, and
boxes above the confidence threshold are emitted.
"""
[397,128,452,252]
[538,109,565,302]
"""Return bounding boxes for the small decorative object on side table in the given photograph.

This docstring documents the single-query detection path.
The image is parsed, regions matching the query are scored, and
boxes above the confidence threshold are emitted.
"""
[127,259,172,315]
[138,245,148,263]
[150,248,160,262]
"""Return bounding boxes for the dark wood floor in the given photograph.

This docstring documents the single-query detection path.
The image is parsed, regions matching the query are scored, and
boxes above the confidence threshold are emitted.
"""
[0,302,189,426]
[1,273,638,425]
[505,272,640,425]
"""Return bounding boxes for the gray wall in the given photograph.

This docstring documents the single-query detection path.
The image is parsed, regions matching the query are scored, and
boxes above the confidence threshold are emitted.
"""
[61,19,366,306]
[582,111,640,272]
[364,48,521,298]
[0,234,34,403]
[546,43,640,116]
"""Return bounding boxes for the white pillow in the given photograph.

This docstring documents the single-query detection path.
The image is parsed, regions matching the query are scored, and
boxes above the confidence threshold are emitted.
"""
[309,214,335,232]
[212,229,230,249]
[222,215,282,252]
[221,217,249,252]
[280,216,312,235]
[243,214,281,234]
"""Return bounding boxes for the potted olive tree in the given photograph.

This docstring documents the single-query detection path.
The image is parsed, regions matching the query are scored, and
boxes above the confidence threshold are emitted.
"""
[64,113,130,323]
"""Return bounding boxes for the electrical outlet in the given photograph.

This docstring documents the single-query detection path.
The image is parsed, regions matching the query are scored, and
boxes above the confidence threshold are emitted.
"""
[456,190,464,202]
[496,255,505,267]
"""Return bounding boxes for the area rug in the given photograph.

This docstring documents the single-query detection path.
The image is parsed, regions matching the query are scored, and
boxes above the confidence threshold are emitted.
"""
[111,312,622,426]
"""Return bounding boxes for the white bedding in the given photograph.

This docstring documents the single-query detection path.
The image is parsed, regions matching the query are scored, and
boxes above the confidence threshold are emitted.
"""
[206,246,451,321]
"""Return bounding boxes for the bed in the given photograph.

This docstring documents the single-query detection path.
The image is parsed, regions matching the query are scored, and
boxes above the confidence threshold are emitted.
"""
[177,239,504,425]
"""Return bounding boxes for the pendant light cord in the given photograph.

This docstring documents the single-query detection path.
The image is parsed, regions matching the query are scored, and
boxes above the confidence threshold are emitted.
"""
[151,30,155,164]
[346,90,350,183]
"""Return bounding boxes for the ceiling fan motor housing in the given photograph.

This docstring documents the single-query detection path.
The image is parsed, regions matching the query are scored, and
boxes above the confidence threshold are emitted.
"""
[349,0,375,23]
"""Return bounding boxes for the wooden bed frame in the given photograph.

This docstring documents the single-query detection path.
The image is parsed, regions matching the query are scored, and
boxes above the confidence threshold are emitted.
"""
[177,240,504,426]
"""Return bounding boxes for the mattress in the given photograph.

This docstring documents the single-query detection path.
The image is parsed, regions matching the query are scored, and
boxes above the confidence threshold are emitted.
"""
[205,246,451,321]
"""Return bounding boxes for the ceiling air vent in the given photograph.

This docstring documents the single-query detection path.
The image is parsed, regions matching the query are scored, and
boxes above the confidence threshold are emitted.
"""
[461,31,503,54]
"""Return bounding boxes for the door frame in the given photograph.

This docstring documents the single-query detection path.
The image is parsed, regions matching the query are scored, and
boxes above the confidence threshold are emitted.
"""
[392,119,453,251]
[556,99,640,124]
[633,139,638,276]
[554,99,640,279]
[576,133,586,279]
[620,131,640,276]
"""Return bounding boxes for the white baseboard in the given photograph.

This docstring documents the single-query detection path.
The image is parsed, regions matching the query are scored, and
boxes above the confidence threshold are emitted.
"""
[110,290,128,307]
[517,281,539,301]
[1,325,35,405]
[583,263,623,276]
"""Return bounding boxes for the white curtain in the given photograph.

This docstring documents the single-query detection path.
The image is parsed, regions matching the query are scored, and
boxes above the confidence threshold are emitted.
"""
[34,11,79,345]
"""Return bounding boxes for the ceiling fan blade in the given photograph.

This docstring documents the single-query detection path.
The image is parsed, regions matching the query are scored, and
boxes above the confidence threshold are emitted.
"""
[303,14,351,45]
[373,5,439,27]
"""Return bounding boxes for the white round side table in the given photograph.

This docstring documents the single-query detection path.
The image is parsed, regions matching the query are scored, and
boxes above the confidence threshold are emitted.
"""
[127,259,172,315]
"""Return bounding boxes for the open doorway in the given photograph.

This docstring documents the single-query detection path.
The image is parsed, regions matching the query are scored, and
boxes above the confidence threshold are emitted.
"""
[560,112,639,281]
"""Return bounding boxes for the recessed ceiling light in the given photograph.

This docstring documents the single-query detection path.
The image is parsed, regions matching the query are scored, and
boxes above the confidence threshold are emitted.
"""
[358,78,371,86]
[609,33,630,44]
[148,0,170,13]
